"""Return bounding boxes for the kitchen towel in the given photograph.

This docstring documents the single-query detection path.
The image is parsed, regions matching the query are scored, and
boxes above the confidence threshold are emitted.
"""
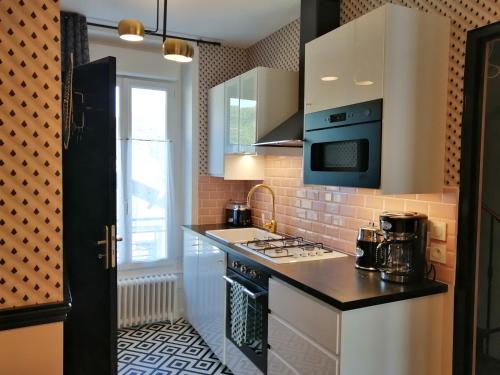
[230,280,263,347]
[230,281,248,347]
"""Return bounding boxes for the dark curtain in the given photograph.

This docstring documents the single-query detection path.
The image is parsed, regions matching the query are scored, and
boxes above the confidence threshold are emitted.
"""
[60,11,90,73]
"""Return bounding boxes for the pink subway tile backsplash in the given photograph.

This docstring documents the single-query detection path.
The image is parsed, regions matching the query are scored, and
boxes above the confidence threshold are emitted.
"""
[198,156,458,285]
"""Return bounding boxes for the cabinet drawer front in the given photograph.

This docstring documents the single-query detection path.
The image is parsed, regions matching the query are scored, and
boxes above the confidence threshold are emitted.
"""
[268,349,299,375]
[269,277,340,354]
[268,314,339,375]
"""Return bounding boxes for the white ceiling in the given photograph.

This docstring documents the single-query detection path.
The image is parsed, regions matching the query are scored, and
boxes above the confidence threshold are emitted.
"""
[60,0,300,48]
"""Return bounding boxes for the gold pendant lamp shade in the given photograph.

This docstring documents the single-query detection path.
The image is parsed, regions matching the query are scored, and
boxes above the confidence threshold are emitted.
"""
[162,38,194,63]
[118,19,145,42]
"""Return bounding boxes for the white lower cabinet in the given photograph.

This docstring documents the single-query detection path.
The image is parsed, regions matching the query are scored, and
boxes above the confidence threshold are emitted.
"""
[268,277,444,375]
[268,314,338,375]
[183,231,226,362]
[268,349,299,375]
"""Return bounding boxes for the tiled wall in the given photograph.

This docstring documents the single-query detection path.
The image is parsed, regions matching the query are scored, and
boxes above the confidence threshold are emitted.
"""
[248,156,458,284]
[0,0,63,309]
[198,176,252,225]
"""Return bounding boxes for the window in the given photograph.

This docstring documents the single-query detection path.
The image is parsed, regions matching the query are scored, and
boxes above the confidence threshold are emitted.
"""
[116,77,178,267]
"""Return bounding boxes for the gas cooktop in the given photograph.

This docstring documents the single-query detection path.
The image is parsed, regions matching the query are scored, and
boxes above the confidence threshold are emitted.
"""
[235,235,347,264]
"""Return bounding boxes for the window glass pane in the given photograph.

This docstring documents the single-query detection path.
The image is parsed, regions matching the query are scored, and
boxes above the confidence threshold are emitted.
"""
[131,87,167,141]
[130,139,167,262]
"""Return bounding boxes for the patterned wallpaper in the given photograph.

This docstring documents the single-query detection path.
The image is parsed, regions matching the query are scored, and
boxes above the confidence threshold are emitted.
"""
[0,0,63,309]
[247,19,300,71]
[198,44,248,175]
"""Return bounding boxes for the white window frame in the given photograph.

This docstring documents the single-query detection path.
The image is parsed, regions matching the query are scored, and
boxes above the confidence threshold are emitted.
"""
[116,75,180,271]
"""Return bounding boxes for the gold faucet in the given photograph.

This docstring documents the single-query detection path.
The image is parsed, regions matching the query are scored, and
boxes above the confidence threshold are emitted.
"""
[247,183,277,233]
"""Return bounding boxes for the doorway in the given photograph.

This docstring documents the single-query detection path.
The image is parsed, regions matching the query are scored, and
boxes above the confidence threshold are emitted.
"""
[453,21,500,375]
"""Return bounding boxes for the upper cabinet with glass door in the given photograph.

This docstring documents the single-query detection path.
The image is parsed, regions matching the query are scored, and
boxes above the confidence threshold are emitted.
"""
[223,67,297,154]
[209,67,298,178]
[224,76,240,154]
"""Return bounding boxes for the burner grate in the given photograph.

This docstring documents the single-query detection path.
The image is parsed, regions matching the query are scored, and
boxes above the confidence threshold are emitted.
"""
[242,236,329,259]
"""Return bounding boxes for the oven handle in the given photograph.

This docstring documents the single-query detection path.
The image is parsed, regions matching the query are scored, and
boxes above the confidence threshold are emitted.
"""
[222,275,267,300]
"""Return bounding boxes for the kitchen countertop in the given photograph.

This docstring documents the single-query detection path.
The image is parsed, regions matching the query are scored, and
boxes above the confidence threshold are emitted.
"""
[182,224,448,311]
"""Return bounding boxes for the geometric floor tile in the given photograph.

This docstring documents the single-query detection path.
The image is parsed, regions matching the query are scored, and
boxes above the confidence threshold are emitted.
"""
[118,319,232,375]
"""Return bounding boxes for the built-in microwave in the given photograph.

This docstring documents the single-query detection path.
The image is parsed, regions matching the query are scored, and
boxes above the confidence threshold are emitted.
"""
[303,99,382,188]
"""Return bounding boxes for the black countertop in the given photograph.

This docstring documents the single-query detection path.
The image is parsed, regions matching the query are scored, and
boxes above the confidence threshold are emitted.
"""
[182,224,448,311]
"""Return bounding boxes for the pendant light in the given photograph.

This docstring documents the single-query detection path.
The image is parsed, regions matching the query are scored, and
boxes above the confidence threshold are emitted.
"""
[162,39,194,62]
[161,0,194,63]
[118,19,145,42]
[115,0,194,63]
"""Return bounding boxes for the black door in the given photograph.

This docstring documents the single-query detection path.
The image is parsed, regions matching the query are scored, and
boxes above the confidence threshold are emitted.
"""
[454,22,500,375]
[63,57,117,375]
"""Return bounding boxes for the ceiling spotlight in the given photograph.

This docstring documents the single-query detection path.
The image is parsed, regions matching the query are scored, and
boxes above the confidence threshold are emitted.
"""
[162,38,194,63]
[354,80,374,86]
[321,76,339,81]
[118,19,144,42]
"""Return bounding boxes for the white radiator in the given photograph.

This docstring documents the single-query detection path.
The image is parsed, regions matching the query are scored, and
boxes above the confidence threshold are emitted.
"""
[118,274,179,328]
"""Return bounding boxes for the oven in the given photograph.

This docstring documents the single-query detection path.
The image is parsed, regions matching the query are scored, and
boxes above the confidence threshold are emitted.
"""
[303,99,382,188]
[224,253,269,374]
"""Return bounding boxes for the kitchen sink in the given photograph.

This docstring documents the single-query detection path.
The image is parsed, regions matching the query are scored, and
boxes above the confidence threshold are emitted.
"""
[205,227,282,244]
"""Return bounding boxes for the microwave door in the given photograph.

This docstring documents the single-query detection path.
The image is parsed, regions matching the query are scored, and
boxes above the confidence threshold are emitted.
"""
[303,121,381,188]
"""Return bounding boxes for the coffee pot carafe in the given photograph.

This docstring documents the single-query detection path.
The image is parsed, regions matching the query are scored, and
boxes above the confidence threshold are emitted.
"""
[376,212,428,283]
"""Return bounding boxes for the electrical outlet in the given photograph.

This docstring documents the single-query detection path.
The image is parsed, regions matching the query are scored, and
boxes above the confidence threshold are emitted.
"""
[430,243,447,264]
[430,221,447,241]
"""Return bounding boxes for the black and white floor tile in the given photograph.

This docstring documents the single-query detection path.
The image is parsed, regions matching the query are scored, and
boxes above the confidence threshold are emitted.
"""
[117,319,233,375]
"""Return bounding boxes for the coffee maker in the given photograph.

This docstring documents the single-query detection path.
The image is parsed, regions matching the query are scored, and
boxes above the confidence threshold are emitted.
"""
[376,212,428,283]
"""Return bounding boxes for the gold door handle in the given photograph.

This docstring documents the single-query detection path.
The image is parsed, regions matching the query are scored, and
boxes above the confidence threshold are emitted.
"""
[110,225,120,269]
[96,225,110,269]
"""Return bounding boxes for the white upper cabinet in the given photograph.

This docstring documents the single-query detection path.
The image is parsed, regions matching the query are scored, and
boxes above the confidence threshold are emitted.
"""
[224,77,241,154]
[208,83,225,177]
[238,70,258,154]
[305,4,448,114]
[305,9,385,113]
[208,67,298,179]
[305,4,450,194]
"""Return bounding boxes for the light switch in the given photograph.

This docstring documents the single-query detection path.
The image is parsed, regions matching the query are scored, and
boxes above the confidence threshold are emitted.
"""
[429,221,447,241]
[430,243,447,264]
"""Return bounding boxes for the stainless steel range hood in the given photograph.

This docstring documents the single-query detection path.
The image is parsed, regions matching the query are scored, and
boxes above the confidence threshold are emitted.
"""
[253,0,340,147]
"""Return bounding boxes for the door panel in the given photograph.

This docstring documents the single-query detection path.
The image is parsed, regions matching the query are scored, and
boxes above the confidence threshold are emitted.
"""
[183,232,199,328]
[225,77,240,154]
[198,239,226,361]
[475,37,500,374]
[238,70,257,154]
[63,57,117,375]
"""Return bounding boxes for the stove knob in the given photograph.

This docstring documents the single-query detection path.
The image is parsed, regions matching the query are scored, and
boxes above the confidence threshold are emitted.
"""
[240,265,248,273]
[249,270,258,278]
[232,261,241,268]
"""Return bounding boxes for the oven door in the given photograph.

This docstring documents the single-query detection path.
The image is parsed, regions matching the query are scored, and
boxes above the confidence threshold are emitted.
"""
[304,120,381,188]
[224,269,268,374]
